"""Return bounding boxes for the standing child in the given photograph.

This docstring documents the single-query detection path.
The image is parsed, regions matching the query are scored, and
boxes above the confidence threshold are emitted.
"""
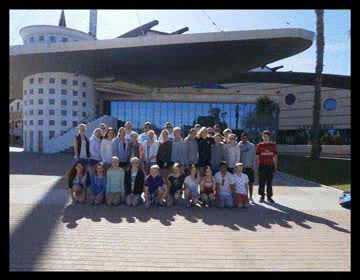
[144,165,166,208]
[89,162,106,205]
[106,156,125,206]
[184,164,201,208]
[233,163,250,208]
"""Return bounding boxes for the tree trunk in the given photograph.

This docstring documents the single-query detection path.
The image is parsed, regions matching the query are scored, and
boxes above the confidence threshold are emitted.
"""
[310,10,324,160]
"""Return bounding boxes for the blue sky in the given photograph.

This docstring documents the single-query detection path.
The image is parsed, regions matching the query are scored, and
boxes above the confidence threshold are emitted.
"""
[9,9,350,75]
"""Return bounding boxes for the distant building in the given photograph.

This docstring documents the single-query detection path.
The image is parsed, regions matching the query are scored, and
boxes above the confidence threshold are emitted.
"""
[9,99,23,146]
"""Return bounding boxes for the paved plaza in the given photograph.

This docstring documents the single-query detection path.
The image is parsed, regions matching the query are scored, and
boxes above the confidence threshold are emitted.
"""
[9,148,351,271]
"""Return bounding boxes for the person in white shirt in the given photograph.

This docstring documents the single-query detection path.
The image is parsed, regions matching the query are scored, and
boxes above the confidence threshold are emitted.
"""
[158,122,174,142]
[184,164,201,208]
[142,130,160,175]
[215,161,235,208]
[224,133,241,173]
[124,121,135,144]
[139,122,158,144]
[233,162,250,208]
[100,127,115,169]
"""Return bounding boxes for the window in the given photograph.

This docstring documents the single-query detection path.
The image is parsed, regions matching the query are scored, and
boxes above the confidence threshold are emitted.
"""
[30,89,34,95]
[49,99,55,105]
[82,82,87,87]
[38,77,43,84]
[38,109,43,115]
[72,111,78,117]
[50,36,56,43]
[61,100,67,106]
[62,37,68,42]
[61,79,67,85]
[49,88,55,94]
[73,80,78,86]
[38,120,43,125]
[61,89,67,95]
[73,90,78,97]
[61,110,67,116]
[72,121,78,127]
[29,37,35,43]
[39,35,44,42]
[30,78,34,84]
[82,92,86,98]
[29,120,33,126]
[82,102,87,107]
[38,99,44,105]
[49,78,55,84]
[29,100,34,105]
[49,120,55,126]
[61,120,67,126]
[49,109,55,115]
[72,101,78,106]
[82,112,87,117]
[24,89,27,95]
[285,94,296,105]
[38,88,44,94]
[49,131,55,139]
[324,98,337,111]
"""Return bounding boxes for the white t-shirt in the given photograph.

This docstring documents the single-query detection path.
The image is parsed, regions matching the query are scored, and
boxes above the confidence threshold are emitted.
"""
[79,136,87,159]
[184,175,200,194]
[215,172,234,195]
[233,173,249,195]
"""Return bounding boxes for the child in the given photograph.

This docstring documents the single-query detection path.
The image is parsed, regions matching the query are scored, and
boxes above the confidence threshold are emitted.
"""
[67,161,90,204]
[106,156,125,206]
[233,162,250,208]
[166,163,186,207]
[89,162,106,205]
[144,165,166,208]
[184,164,201,208]
[200,166,216,207]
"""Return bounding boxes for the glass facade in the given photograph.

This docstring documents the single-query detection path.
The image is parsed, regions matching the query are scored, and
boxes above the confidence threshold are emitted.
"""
[110,101,275,137]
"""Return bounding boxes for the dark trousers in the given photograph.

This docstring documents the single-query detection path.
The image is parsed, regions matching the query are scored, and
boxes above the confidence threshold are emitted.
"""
[258,165,274,198]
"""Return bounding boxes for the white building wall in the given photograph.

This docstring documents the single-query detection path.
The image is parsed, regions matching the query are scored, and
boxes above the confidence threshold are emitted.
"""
[22,72,95,152]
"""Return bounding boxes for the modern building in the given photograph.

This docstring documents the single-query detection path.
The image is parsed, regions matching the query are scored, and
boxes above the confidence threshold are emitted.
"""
[10,10,350,154]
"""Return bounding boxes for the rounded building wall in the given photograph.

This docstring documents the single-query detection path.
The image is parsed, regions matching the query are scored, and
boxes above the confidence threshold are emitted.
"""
[22,72,95,152]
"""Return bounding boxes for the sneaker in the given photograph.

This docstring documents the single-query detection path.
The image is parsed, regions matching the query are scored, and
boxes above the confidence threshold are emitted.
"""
[259,196,265,203]
[267,197,275,204]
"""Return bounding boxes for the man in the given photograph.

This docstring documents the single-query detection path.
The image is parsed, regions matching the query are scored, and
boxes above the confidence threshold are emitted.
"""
[124,121,135,144]
[159,122,174,142]
[256,130,277,204]
[139,122,158,144]
[238,132,256,202]
[215,161,235,208]
[207,127,215,137]
[99,123,108,139]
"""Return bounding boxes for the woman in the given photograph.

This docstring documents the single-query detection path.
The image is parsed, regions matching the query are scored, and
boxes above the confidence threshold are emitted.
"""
[106,156,125,206]
[184,164,201,208]
[112,127,129,169]
[124,157,145,207]
[166,163,186,207]
[89,128,102,173]
[73,124,90,166]
[100,127,115,169]
[224,133,240,173]
[142,130,160,175]
[211,133,225,175]
[184,128,198,175]
[127,132,144,165]
[196,127,214,176]
[200,166,216,207]
[67,161,90,204]
[89,162,106,205]
[157,129,172,180]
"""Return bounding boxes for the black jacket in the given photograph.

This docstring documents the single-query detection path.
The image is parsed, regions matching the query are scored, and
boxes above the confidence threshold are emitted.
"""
[124,168,145,195]
[197,137,214,165]
[74,134,90,158]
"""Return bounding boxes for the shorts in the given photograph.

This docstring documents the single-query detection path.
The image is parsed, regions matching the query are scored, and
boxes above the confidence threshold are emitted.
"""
[243,168,255,184]
[234,193,249,205]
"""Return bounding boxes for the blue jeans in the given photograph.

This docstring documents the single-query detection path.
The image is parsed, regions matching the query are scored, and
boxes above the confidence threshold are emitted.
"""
[217,194,234,208]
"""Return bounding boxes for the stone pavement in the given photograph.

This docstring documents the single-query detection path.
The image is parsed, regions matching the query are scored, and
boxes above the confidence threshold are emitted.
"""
[9,149,351,271]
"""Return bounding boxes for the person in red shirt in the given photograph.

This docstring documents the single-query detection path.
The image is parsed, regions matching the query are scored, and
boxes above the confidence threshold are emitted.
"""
[256,130,277,203]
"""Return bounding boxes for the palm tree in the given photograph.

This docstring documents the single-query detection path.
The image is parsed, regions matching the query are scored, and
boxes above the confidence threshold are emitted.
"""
[310,10,324,160]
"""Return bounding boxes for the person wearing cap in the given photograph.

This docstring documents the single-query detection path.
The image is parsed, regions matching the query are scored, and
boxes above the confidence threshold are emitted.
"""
[73,123,90,167]
[99,123,108,139]
[233,162,250,208]
[158,122,174,142]
[124,157,145,207]
[139,122,158,144]
[256,130,277,204]
[224,133,241,173]
[166,162,186,207]
[142,130,160,175]
[215,161,235,208]
[238,132,256,202]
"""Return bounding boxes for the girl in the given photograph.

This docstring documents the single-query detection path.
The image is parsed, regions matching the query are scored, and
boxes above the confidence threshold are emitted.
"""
[73,124,90,166]
[184,164,201,208]
[166,162,186,207]
[89,162,106,205]
[144,165,166,208]
[106,156,125,206]
[112,127,129,169]
[89,128,102,173]
[100,127,115,169]
[125,157,145,207]
[233,162,250,208]
[200,166,216,207]
[142,130,160,175]
[157,129,172,180]
[196,127,214,176]
[67,161,90,204]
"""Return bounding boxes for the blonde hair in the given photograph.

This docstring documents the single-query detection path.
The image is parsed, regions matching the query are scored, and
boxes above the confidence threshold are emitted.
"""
[150,165,160,170]
[160,129,169,142]
[197,127,208,139]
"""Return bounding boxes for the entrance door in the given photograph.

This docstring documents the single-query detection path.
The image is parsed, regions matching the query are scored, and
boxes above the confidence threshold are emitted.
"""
[29,130,33,152]
[38,130,43,153]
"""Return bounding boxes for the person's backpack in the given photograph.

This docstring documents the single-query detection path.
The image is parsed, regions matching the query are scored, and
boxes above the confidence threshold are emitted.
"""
[339,191,351,209]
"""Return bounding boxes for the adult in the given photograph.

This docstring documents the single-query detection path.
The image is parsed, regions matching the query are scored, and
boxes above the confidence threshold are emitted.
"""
[223,128,232,144]
[171,127,186,167]
[100,127,115,169]
[124,121,135,144]
[142,130,160,175]
[158,122,174,142]
[256,130,277,204]
[166,163,186,207]
[224,133,240,173]
[215,161,235,208]
[238,132,256,202]
[157,129,172,180]
[99,123,108,139]
[124,157,145,207]
[139,122,158,144]
[233,162,250,208]
[89,128,102,171]
[127,132,144,164]
[211,133,225,175]
[207,127,215,137]
[196,127,214,176]
[184,128,199,174]
[194,124,201,134]
[200,166,216,207]
[73,124,90,166]
[184,164,201,208]
[67,161,90,204]
[213,124,221,135]
[112,127,129,168]
[89,162,106,205]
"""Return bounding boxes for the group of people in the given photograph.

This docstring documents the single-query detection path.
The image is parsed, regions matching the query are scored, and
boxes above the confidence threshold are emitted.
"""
[68,120,277,208]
